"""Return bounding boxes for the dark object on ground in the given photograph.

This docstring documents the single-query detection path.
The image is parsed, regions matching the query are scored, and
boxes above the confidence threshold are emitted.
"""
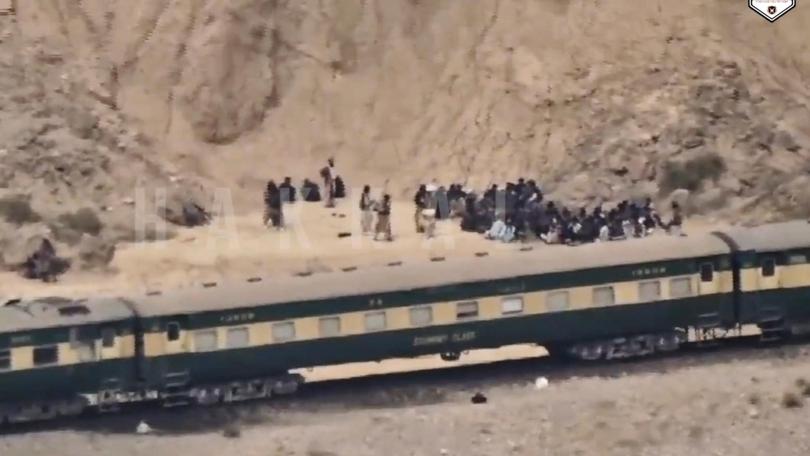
[337,232,352,238]
[334,176,346,199]
[18,239,71,282]
[302,179,322,202]
[182,202,212,227]
[471,392,488,404]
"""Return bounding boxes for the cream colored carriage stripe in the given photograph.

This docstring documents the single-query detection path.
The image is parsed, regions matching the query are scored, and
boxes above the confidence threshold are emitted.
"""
[144,271,733,356]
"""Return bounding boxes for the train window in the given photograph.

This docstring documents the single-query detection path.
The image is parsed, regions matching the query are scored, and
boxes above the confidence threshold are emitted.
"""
[226,327,250,348]
[456,301,479,320]
[788,254,807,265]
[194,330,218,352]
[639,281,661,301]
[501,297,524,315]
[319,317,342,337]
[593,286,615,306]
[33,346,58,366]
[547,291,569,312]
[670,277,693,298]
[0,350,10,371]
[365,311,387,331]
[700,263,714,282]
[762,258,776,277]
[166,322,180,342]
[272,322,296,342]
[409,306,433,326]
[101,328,116,348]
[73,339,96,362]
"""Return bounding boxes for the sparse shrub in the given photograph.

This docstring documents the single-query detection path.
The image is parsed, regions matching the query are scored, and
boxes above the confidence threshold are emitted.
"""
[57,207,103,236]
[660,152,727,194]
[222,423,241,438]
[796,378,808,388]
[748,393,760,405]
[781,392,803,408]
[801,383,810,397]
[0,195,41,225]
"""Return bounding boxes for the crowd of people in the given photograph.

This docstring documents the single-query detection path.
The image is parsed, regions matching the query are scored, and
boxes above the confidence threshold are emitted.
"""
[262,158,393,241]
[262,164,684,247]
[411,178,684,245]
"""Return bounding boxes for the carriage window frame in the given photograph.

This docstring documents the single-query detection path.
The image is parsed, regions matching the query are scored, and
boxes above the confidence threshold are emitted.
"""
[456,301,479,320]
[409,306,433,326]
[194,329,218,352]
[226,327,250,349]
[0,349,10,371]
[669,277,694,298]
[547,291,570,312]
[33,345,58,366]
[592,286,615,306]
[166,322,181,342]
[639,280,661,302]
[319,316,342,337]
[272,321,296,342]
[700,263,714,282]
[501,296,524,315]
[101,328,116,348]
[365,311,387,332]
[761,258,776,277]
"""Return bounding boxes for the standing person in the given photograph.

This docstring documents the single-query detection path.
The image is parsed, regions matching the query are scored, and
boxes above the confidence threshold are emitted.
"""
[263,180,284,229]
[321,158,337,208]
[374,194,393,241]
[359,185,374,234]
[664,201,683,234]
[413,184,427,233]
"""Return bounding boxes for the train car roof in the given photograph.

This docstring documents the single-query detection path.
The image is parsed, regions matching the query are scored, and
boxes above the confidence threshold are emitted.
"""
[720,220,810,252]
[0,296,133,334]
[133,232,730,318]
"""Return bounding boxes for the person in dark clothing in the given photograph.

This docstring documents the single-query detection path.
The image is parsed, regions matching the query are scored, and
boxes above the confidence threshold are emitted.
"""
[664,202,684,233]
[434,186,450,220]
[483,184,497,203]
[21,239,68,283]
[374,194,393,241]
[413,184,427,233]
[279,177,297,203]
[263,180,284,228]
[301,179,322,202]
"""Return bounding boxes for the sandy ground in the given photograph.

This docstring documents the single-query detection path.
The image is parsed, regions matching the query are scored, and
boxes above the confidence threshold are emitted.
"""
[3,344,810,456]
[0,197,728,300]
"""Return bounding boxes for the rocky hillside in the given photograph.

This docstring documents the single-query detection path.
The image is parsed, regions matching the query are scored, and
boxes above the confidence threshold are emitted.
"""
[1,0,810,270]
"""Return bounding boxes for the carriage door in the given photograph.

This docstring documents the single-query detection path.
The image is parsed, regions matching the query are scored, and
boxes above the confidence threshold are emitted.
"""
[698,261,718,295]
[99,327,119,361]
[164,320,188,355]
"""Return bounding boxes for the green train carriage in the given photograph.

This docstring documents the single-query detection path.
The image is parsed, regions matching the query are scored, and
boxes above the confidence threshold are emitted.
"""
[719,221,810,338]
[130,231,737,403]
[0,297,139,423]
[2,220,810,420]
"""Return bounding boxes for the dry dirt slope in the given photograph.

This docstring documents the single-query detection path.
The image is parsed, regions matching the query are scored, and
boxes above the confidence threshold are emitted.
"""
[10,0,810,216]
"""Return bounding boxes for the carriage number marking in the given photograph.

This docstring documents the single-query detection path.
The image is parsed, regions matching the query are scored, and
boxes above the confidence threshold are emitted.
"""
[632,266,667,278]
[413,331,476,346]
[220,312,256,324]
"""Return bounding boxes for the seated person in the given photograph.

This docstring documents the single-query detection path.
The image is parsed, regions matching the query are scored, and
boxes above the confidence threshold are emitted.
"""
[301,179,321,202]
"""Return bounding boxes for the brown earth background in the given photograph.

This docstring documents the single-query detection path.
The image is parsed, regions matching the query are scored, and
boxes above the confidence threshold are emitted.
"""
[1,1,810,454]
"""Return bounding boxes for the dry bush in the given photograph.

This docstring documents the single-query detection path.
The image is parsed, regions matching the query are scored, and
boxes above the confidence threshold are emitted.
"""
[747,393,760,405]
[781,391,803,409]
[0,194,41,225]
[660,152,727,194]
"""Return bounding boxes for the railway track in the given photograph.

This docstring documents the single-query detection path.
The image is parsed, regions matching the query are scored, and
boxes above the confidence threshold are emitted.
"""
[2,331,807,436]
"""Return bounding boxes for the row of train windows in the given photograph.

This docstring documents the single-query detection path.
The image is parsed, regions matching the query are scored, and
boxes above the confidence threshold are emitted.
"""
[0,346,59,371]
[188,277,697,349]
